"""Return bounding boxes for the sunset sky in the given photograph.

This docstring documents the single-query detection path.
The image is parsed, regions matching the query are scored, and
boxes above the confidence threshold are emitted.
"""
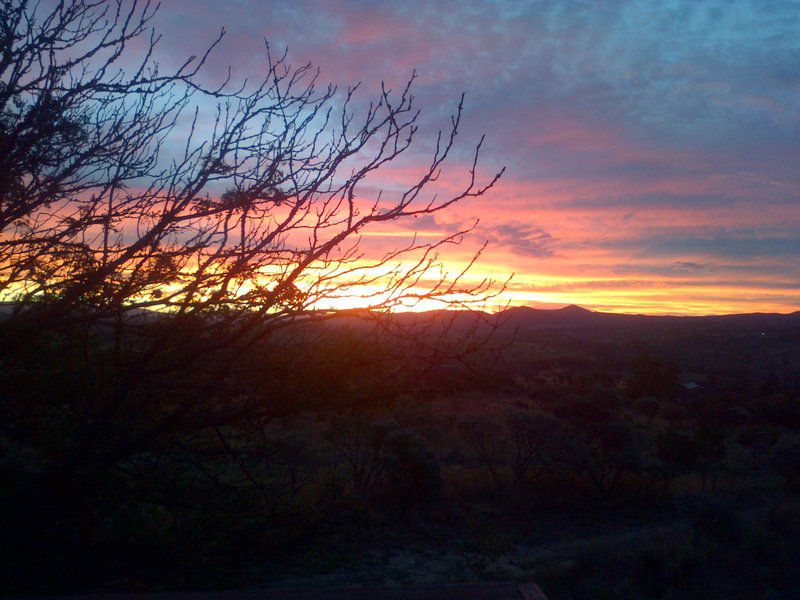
[152,1,799,315]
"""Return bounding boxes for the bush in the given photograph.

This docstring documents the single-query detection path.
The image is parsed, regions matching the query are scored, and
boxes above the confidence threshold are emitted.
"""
[765,500,800,538]
[382,429,442,514]
[683,493,745,542]
[770,436,800,489]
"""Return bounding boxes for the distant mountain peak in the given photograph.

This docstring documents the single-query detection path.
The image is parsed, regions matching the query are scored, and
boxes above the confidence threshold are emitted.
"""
[560,304,592,313]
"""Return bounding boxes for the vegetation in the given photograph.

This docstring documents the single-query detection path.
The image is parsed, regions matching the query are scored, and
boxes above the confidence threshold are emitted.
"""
[2,307,800,597]
[1,2,799,598]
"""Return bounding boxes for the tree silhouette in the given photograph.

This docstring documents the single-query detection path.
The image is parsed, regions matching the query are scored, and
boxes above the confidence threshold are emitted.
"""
[1,1,502,326]
[0,2,503,590]
[0,0,502,458]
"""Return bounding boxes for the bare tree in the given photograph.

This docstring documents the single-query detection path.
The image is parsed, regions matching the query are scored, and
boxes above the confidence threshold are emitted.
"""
[0,0,225,299]
[0,0,504,410]
[506,409,563,490]
[1,1,502,327]
[0,1,504,571]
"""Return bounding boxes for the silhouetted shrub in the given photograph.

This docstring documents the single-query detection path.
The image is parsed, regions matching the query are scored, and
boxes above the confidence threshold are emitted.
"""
[770,436,800,489]
[565,419,642,494]
[626,355,679,400]
[634,396,660,423]
[684,493,745,542]
[552,395,614,424]
[325,414,399,496]
[382,429,442,513]
[655,429,699,491]
[505,409,564,490]
[693,426,727,490]
[765,500,800,538]
[459,415,506,493]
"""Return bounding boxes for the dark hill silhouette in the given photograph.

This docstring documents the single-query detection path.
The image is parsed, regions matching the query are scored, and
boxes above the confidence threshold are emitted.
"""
[497,304,800,334]
[3,300,798,333]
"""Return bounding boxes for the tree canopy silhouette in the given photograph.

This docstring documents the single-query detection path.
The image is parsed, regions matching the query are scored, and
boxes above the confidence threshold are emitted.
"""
[0,0,504,469]
[1,0,502,331]
[0,5,503,590]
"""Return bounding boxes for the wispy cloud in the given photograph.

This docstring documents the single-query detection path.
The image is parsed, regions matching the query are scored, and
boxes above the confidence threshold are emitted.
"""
[150,0,800,314]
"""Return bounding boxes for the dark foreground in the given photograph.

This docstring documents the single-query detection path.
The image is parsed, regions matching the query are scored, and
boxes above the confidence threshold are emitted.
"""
[3,307,800,598]
[53,582,547,599]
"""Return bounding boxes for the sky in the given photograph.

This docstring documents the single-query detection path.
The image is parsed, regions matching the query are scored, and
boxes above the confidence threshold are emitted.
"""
[151,0,799,315]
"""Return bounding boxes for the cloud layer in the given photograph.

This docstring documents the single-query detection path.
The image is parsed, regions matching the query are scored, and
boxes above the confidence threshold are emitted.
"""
[153,0,800,314]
